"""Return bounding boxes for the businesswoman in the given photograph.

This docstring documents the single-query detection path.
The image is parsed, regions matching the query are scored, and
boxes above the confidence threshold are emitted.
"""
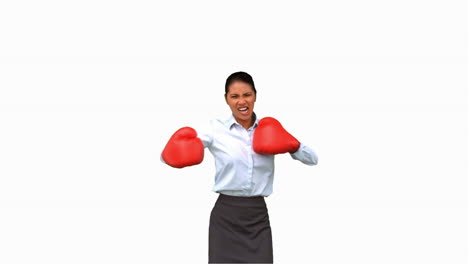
[161,71,318,263]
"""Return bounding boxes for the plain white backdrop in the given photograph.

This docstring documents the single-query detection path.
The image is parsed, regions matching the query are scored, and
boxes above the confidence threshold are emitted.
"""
[1,1,467,263]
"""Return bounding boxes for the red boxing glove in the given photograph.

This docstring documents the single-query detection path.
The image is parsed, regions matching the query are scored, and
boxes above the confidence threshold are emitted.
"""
[253,117,300,155]
[161,127,204,168]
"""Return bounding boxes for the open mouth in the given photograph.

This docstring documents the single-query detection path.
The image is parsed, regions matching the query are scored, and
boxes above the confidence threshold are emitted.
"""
[238,107,249,115]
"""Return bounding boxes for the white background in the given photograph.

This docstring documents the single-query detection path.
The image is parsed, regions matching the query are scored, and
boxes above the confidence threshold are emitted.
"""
[1,0,467,263]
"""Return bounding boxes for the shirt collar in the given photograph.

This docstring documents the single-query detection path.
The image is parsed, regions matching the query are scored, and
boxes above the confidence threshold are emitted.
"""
[224,112,259,130]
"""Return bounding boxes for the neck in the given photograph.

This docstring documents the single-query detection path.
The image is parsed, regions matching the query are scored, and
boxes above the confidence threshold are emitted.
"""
[238,119,253,130]
[235,112,256,130]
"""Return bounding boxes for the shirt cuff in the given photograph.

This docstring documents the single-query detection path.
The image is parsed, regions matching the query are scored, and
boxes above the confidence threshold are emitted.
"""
[290,142,318,166]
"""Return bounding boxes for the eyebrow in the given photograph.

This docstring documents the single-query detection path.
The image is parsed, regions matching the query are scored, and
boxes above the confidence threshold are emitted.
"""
[230,92,251,95]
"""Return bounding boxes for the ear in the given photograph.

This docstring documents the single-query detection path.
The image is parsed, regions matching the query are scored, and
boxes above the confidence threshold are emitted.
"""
[224,94,228,104]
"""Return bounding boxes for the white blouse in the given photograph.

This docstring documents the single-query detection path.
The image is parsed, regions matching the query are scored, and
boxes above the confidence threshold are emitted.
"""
[192,113,318,197]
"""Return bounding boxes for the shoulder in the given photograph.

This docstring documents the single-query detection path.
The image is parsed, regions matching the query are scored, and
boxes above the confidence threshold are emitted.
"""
[211,114,234,128]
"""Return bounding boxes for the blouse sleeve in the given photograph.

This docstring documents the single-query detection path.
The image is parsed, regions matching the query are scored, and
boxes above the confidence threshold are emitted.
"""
[194,120,214,149]
[289,142,318,166]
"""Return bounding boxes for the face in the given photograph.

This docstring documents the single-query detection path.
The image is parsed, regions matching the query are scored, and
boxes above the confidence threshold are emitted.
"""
[225,81,256,127]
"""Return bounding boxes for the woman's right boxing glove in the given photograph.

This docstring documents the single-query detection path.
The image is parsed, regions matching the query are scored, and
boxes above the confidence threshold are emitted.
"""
[161,127,204,168]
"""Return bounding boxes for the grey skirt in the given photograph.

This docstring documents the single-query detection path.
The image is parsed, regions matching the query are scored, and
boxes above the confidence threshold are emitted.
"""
[209,193,273,263]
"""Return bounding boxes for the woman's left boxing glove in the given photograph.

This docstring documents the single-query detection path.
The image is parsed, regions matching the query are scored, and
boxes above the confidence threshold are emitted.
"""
[253,117,300,155]
[161,127,204,168]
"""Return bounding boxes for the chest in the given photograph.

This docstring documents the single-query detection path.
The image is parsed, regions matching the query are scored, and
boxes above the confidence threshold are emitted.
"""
[209,126,274,168]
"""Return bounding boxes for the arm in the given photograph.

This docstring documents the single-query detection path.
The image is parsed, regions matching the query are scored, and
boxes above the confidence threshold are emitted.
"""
[290,142,318,166]
[194,120,214,149]
[252,117,318,165]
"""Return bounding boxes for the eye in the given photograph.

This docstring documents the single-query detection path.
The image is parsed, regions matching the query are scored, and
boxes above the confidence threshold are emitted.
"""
[231,95,238,98]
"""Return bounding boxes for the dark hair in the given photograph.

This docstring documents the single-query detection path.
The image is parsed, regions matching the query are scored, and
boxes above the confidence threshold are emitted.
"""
[225,71,257,95]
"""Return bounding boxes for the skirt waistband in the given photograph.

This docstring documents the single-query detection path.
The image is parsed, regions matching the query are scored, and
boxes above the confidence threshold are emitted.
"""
[216,193,266,208]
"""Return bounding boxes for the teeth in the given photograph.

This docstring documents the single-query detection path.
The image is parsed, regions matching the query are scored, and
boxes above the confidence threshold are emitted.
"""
[239,107,248,111]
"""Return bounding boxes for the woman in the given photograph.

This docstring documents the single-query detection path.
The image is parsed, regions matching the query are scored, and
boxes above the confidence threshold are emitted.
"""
[161,71,318,263]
